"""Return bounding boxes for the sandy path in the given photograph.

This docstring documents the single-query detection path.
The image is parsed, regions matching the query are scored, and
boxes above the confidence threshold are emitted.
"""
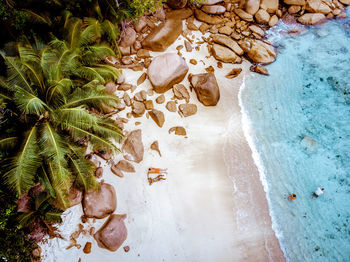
[41,20,284,262]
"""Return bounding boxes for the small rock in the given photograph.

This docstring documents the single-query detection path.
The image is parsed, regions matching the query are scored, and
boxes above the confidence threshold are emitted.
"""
[121,56,133,65]
[297,13,327,25]
[120,27,136,48]
[144,58,152,68]
[212,44,242,63]
[226,68,242,79]
[156,94,165,104]
[118,83,133,91]
[201,5,226,14]
[115,160,135,173]
[105,82,117,94]
[234,9,254,22]
[94,167,103,178]
[255,9,271,24]
[205,66,215,73]
[249,25,265,37]
[187,22,199,30]
[194,9,223,24]
[150,141,162,157]
[123,246,130,253]
[111,165,124,178]
[149,109,165,127]
[166,101,177,112]
[173,84,190,103]
[268,15,279,27]
[184,41,193,52]
[83,242,92,254]
[189,73,220,106]
[179,104,197,117]
[123,93,131,107]
[218,26,234,35]
[144,100,154,110]
[137,73,147,86]
[250,65,269,75]
[132,101,146,117]
[190,59,197,65]
[212,34,244,55]
[137,49,151,58]
[199,23,211,34]
[134,16,148,32]
[169,126,187,136]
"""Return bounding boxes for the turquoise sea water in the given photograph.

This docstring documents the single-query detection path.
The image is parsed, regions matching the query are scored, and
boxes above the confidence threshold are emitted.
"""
[240,12,350,262]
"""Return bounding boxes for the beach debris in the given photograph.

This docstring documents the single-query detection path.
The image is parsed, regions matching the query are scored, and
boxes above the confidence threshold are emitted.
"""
[250,65,269,75]
[169,126,187,136]
[123,246,130,252]
[94,214,128,252]
[83,242,92,254]
[149,109,165,127]
[150,141,162,157]
[122,129,144,163]
[179,103,198,117]
[147,53,189,93]
[82,182,117,219]
[189,73,220,106]
[94,167,103,178]
[142,19,183,51]
[166,101,177,112]
[111,165,124,177]
[137,73,147,86]
[173,84,190,103]
[115,160,135,173]
[156,94,165,104]
[225,68,242,79]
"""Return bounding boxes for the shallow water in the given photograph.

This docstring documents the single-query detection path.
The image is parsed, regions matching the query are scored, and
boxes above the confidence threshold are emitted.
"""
[240,13,350,262]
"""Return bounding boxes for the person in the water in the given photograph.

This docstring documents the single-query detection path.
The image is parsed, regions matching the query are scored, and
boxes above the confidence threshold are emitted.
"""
[288,193,297,200]
[312,186,325,198]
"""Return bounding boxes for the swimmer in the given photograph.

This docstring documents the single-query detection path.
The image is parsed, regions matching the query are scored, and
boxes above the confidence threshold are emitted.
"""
[288,193,297,201]
[312,186,325,198]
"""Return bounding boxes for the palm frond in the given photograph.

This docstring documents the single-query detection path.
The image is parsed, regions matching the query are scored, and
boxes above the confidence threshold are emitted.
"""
[44,210,63,223]
[4,126,40,195]
[38,165,56,198]
[0,137,18,152]
[14,85,47,116]
[64,87,119,109]
[46,78,73,106]
[56,106,99,129]
[22,9,52,26]
[47,162,70,209]
[80,18,103,47]
[101,20,120,47]
[64,18,82,49]
[17,211,36,227]
[81,45,116,64]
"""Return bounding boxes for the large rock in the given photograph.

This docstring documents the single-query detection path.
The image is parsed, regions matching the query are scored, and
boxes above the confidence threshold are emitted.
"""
[297,13,326,25]
[94,214,127,252]
[240,40,276,64]
[212,44,242,63]
[142,19,182,52]
[167,0,187,9]
[306,0,332,14]
[255,9,271,23]
[242,0,261,15]
[149,109,165,127]
[202,5,226,14]
[147,53,189,93]
[194,9,224,24]
[189,73,220,106]
[234,9,254,21]
[122,129,144,163]
[260,0,279,13]
[212,34,244,55]
[119,27,136,48]
[83,183,116,219]
[284,0,305,5]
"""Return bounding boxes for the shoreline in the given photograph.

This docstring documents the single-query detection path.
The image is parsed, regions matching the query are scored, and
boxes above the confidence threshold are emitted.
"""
[41,19,285,262]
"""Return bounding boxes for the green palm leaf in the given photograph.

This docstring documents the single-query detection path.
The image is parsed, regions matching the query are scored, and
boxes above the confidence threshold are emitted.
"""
[14,85,47,116]
[17,211,36,227]
[4,126,40,195]
[44,210,63,223]
[0,137,18,152]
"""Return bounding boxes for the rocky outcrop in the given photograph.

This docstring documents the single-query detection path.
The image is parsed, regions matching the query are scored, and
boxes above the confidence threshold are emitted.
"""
[147,53,189,93]
[167,0,187,9]
[83,183,116,219]
[94,214,127,252]
[297,13,326,25]
[142,19,183,52]
[179,104,198,117]
[115,160,135,173]
[212,34,244,55]
[194,9,224,24]
[149,109,165,127]
[189,73,220,106]
[240,39,277,64]
[212,44,242,63]
[122,129,144,163]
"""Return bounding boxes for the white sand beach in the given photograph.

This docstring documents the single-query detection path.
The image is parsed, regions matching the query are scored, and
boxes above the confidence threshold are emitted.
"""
[41,20,284,262]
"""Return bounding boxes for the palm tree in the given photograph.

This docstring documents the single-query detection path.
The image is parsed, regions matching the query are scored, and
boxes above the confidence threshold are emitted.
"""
[0,42,123,209]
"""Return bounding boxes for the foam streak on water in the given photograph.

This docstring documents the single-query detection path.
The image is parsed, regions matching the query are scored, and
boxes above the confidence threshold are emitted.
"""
[239,13,350,262]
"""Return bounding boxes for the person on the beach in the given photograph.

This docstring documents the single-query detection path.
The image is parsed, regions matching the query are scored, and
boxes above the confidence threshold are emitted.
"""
[148,167,167,174]
[288,193,297,201]
[312,186,325,198]
[148,175,166,185]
